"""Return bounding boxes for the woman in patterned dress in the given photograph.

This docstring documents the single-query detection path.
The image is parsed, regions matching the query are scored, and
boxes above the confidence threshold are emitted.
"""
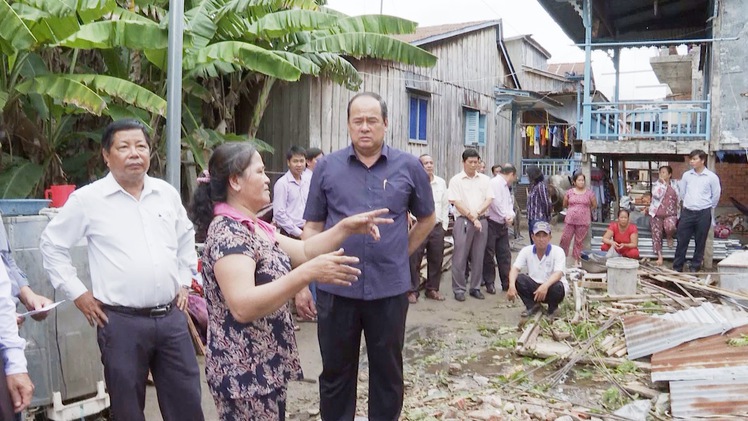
[649,165,680,266]
[559,173,597,266]
[190,143,391,420]
[525,165,553,244]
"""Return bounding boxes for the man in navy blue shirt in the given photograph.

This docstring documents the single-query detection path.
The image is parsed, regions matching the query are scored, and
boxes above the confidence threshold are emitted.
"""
[298,92,435,420]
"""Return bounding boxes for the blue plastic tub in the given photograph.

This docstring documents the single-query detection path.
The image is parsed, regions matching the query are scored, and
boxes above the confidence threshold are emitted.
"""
[0,199,52,216]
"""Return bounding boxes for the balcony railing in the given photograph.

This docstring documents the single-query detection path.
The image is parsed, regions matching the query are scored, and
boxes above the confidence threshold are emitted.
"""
[587,99,710,141]
[519,158,581,183]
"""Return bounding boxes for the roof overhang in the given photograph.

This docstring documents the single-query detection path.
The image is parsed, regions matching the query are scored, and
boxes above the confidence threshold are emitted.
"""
[537,0,712,48]
[495,87,563,110]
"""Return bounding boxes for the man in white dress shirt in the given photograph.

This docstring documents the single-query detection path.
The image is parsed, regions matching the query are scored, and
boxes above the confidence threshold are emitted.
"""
[408,154,449,302]
[40,120,204,421]
[507,221,568,319]
[0,262,34,418]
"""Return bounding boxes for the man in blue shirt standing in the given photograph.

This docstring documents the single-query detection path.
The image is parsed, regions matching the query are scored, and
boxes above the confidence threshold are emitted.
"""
[673,149,721,272]
[298,92,435,420]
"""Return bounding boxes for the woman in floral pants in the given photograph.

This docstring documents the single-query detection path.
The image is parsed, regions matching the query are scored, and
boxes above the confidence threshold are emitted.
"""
[649,165,680,266]
[560,173,597,266]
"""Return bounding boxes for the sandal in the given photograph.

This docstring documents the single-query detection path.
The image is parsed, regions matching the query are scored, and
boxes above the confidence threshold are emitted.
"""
[425,290,446,301]
[520,305,541,318]
[407,292,418,304]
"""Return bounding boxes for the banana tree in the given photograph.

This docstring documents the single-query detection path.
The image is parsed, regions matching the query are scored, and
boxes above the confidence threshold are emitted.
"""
[0,0,168,197]
[179,2,437,138]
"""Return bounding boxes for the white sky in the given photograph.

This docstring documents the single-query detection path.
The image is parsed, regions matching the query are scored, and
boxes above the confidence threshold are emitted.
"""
[326,0,670,100]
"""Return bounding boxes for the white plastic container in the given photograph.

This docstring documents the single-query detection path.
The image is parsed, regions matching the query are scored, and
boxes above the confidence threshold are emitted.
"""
[606,257,639,295]
[718,251,748,305]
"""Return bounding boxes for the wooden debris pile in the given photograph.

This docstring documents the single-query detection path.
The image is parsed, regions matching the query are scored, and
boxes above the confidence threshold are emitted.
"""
[510,262,748,419]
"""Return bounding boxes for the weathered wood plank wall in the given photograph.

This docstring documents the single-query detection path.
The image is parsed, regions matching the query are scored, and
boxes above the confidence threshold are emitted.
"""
[259,25,519,180]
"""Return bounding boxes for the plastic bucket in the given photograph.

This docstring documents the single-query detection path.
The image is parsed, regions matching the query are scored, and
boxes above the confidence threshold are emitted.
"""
[44,184,75,208]
[606,257,639,295]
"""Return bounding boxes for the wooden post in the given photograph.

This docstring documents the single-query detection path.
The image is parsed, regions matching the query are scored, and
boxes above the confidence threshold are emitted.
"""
[704,153,717,269]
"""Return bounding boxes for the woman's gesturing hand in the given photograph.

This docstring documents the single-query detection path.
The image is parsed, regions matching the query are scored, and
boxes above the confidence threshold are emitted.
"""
[340,208,394,241]
[303,249,361,286]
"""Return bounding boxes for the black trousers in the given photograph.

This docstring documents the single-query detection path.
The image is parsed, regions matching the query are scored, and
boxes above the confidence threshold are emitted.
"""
[673,208,711,271]
[482,219,512,290]
[409,224,445,293]
[515,274,565,312]
[97,308,204,421]
[317,290,409,421]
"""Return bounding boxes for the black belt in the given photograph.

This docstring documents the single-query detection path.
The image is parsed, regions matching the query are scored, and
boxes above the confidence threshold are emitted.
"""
[104,298,178,318]
[684,207,710,213]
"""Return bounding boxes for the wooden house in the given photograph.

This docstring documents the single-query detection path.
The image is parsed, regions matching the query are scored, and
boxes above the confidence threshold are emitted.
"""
[258,20,520,180]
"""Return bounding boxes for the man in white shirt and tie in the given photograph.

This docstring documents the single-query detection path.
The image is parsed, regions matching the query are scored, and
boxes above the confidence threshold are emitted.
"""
[40,120,204,421]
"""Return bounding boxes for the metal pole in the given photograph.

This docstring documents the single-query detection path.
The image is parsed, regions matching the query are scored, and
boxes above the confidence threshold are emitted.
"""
[581,0,592,142]
[379,0,383,14]
[612,47,620,103]
[165,0,184,189]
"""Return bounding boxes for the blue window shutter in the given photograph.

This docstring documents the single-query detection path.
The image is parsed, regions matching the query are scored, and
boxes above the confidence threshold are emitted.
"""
[464,109,478,145]
[478,114,487,146]
[409,96,418,140]
[418,99,428,140]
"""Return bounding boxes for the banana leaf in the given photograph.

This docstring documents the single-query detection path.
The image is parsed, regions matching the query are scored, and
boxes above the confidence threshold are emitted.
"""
[184,41,301,81]
[297,32,437,67]
[15,75,106,115]
[0,0,37,55]
[58,20,168,49]
[0,156,44,199]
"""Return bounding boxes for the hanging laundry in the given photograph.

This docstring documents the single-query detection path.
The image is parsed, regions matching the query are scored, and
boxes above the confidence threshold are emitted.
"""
[551,126,561,148]
[526,125,535,146]
[540,126,547,146]
[521,126,527,139]
[563,127,569,146]
[534,125,541,146]
[533,136,541,155]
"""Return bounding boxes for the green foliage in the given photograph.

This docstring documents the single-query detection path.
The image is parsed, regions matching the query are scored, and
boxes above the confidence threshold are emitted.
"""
[0,0,37,54]
[57,20,168,49]
[491,338,517,348]
[0,155,44,199]
[0,0,436,197]
[601,387,629,410]
[568,321,597,341]
[615,360,639,376]
[727,334,748,347]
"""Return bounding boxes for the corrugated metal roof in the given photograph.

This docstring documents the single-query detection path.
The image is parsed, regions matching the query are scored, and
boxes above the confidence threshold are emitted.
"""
[668,379,748,419]
[392,21,500,46]
[651,324,748,382]
[622,303,748,359]
[546,62,585,77]
[536,0,711,48]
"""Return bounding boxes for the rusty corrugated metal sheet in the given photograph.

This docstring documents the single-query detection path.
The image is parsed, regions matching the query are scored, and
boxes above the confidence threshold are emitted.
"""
[651,324,748,382]
[622,303,748,359]
[651,325,748,418]
[668,379,748,418]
